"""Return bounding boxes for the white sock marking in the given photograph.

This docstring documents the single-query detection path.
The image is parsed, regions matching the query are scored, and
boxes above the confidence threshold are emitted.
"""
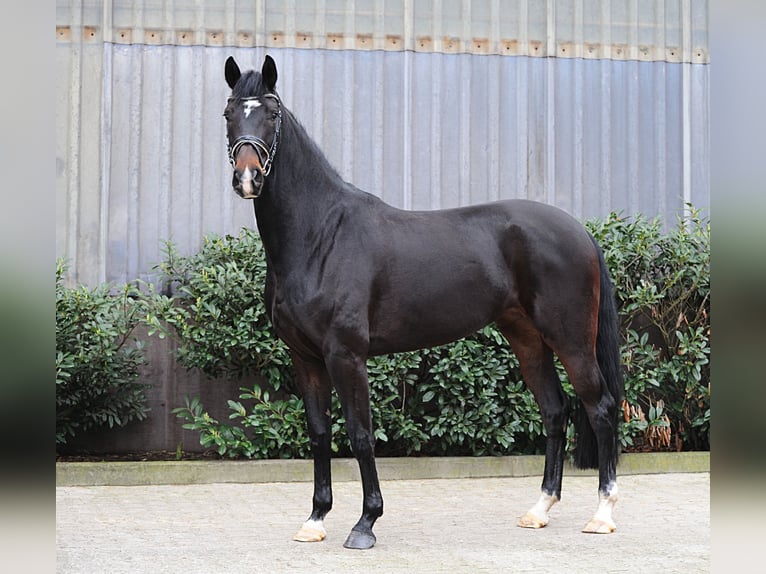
[592,483,619,524]
[528,491,559,521]
[302,519,325,534]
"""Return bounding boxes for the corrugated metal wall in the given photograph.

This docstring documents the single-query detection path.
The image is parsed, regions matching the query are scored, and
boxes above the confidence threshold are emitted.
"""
[56,0,709,286]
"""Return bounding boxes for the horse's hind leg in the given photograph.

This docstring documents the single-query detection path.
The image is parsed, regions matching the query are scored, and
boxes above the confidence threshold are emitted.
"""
[291,355,334,543]
[498,319,569,529]
[561,353,620,534]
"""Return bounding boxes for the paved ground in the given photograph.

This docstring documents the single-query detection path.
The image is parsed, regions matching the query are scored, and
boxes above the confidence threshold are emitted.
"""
[56,472,709,573]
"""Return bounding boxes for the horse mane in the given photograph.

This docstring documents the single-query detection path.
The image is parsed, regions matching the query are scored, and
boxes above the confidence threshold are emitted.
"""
[231,68,348,190]
[284,114,347,185]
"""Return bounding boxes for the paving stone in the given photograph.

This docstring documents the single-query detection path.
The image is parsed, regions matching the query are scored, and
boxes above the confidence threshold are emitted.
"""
[56,473,709,573]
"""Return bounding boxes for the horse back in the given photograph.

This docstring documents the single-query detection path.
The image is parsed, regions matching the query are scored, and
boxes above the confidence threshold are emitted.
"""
[359,198,599,355]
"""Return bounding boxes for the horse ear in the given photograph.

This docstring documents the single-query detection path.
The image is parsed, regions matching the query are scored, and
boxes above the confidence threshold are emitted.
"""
[225,56,241,89]
[262,55,278,93]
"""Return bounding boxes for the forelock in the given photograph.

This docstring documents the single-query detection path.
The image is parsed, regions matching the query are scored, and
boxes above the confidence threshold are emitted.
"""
[231,70,264,99]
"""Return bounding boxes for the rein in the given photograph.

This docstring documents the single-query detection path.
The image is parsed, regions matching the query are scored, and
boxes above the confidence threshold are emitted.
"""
[227,95,283,179]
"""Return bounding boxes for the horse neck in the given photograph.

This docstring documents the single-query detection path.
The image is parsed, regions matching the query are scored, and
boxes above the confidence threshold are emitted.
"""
[252,111,345,273]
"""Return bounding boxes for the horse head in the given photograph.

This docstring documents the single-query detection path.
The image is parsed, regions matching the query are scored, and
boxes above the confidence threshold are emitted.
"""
[223,55,281,199]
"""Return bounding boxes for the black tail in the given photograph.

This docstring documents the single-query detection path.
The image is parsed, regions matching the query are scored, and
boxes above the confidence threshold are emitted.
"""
[572,236,624,469]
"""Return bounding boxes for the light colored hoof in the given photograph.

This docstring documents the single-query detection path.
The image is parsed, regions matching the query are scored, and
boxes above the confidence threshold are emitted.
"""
[582,518,616,534]
[293,525,327,543]
[517,511,549,529]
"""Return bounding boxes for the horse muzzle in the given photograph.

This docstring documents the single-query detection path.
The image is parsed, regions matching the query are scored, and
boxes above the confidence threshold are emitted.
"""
[233,166,264,199]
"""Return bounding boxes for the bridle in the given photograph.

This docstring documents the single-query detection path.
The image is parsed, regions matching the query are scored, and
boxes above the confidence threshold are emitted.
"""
[227,95,282,178]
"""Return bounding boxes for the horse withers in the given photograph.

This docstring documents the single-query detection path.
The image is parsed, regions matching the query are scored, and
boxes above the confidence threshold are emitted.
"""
[222,55,624,549]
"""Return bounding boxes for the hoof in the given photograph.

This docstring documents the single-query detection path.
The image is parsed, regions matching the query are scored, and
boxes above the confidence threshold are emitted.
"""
[293,522,326,543]
[343,528,376,550]
[582,518,616,534]
[517,511,549,529]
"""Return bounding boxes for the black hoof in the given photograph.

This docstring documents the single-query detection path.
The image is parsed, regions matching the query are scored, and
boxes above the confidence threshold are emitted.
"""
[343,528,376,550]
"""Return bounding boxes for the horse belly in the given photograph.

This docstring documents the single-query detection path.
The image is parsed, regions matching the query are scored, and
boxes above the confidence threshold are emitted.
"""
[367,270,509,355]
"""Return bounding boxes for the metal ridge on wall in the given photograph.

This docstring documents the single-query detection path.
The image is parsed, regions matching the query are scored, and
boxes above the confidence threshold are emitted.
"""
[57,0,708,64]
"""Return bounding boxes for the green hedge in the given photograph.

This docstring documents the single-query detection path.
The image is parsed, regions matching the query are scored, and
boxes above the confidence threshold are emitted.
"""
[146,208,709,459]
[55,261,150,444]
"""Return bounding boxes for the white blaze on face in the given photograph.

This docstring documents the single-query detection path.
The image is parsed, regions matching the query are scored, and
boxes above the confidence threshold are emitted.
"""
[241,166,254,196]
[243,99,261,118]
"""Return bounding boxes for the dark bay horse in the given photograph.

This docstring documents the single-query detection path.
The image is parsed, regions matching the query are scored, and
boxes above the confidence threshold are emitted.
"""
[223,55,624,550]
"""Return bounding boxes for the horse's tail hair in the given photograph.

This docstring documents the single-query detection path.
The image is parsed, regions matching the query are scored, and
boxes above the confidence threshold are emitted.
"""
[571,235,624,470]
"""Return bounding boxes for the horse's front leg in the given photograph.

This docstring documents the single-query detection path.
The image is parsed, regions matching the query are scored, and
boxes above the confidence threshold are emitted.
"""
[325,346,383,550]
[291,355,334,543]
